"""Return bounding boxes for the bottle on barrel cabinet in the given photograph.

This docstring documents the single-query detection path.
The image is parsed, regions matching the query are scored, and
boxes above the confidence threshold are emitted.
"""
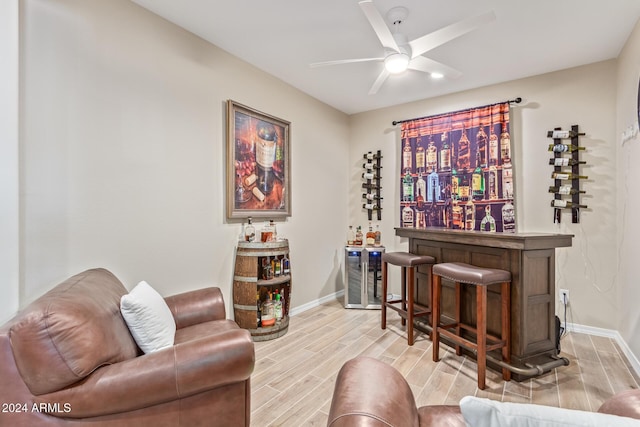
[551,200,587,209]
[244,217,256,242]
[256,292,262,327]
[274,293,283,323]
[548,185,586,195]
[548,144,585,153]
[261,293,275,327]
[281,254,290,275]
[374,224,381,247]
[255,121,278,195]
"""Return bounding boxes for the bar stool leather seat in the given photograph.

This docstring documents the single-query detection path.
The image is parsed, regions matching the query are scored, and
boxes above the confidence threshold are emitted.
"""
[381,252,436,346]
[432,262,511,390]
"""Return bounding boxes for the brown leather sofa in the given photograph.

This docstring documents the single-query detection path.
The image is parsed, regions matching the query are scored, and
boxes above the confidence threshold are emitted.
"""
[327,356,640,426]
[0,268,255,427]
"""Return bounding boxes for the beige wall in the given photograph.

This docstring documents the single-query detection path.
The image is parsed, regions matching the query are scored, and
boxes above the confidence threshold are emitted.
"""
[0,0,20,324]
[616,19,640,358]
[349,61,619,330]
[18,0,350,316]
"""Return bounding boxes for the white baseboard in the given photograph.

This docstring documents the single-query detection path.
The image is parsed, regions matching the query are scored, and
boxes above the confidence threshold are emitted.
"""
[566,322,640,379]
[289,289,344,317]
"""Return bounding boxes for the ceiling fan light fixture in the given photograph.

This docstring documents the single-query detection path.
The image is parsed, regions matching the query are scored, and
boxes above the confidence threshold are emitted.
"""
[431,72,444,79]
[384,52,410,74]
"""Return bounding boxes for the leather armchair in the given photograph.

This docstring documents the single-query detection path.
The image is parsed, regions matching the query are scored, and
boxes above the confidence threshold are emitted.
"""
[0,268,254,426]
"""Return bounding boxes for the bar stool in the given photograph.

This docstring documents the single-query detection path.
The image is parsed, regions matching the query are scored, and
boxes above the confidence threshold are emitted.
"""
[431,262,511,390]
[381,252,436,345]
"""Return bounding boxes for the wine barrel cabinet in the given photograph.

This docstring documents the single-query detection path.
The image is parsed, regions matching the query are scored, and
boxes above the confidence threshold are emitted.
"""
[233,240,291,341]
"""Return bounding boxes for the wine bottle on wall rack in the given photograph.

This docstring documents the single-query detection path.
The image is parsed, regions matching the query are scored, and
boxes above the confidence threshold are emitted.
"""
[363,203,380,210]
[548,185,586,195]
[551,200,587,209]
[547,130,585,139]
[362,183,380,189]
[548,144,586,153]
[364,151,379,160]
[362,172,379,180]
[551,172,588,180]
[549,158,586,166]
[362,193,382,200]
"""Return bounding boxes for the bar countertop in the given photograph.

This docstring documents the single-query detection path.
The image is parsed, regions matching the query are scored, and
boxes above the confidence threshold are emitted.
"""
[395,227,573,251]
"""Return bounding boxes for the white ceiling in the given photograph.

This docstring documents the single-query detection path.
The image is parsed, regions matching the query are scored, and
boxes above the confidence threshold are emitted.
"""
[131,0,640,115]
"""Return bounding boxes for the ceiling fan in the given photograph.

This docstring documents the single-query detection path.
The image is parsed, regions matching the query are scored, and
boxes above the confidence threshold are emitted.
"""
[310,0,495,95]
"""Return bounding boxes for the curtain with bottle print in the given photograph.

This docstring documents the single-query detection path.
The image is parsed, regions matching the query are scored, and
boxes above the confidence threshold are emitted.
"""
[399,102,516,233]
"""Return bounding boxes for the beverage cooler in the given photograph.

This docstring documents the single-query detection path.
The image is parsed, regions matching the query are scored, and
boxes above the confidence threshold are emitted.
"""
[344,246,385,309]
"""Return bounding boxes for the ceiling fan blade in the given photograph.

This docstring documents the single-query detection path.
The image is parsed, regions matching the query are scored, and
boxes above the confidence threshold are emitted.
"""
[408,10,496,58]
[359,0,400,52]
[408,56,462,79]
[310,57,384,68]
[368,68,390,95]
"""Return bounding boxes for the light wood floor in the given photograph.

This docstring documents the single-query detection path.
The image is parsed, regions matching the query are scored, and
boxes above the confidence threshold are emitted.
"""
[250,299,639,427]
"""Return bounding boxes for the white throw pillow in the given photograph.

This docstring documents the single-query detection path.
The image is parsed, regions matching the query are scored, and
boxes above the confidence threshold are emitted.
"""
[120,281,176,354]
[460,396,640,427]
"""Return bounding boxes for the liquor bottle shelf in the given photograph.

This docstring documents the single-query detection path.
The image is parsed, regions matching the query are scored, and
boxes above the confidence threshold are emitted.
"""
[257,275,291,286]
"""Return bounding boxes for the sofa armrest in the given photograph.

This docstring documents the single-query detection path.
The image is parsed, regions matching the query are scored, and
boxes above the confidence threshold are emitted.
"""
[598,389,640,420]
[34,328,254,419]
[165,287,226,329]
[327,356,420,427]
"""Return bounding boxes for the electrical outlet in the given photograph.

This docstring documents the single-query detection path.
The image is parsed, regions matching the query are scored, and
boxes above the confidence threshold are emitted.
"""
[559,288,569,305]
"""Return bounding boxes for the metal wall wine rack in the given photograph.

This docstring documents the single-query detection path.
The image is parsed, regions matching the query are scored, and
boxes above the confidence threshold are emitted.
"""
[362,150,382,220]
[549,124,586,223]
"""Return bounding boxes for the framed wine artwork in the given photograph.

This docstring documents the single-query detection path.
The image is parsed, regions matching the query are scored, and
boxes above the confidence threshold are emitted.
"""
[226,100,291,219]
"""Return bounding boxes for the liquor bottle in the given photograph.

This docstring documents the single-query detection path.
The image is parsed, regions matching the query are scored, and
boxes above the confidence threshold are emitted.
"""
[427,171,441,202]
[502,160,513,199]
[255,121,278,195]
[464,200,475,231]
[366,223,375,246]
[402,205,414,227]
[548,185,586,195]
[402,138,413,172]
[281,254,290,275]
[440,133,451,172]
[354,226,363,246]
[458,125,471,171]
[415,137,425,174]
[551,172,588,180]
[479,205,496,232]
[488,166,498,200]
[426,137,438,173]
[416,208,426,228]
[549,158,586,166]
[273,257,281,277]
[472,150,485,200]
[459,172,470,201]
[547,130,584,139]
[489,125,499,166]
[548,144,586,153]
[260,221,272,242]
[269,219,277,241]
[256,292,261,327]
[274,293,283,323]
[452,201,463,229]
[451,168,460,200]
[362,203,380,210]
[402,170,414,202]
[476,125,488,168]
[416,173,426,201]
[502,201,515,233]
[244,217,256,242]
[261,293,275,327]
[347,225,355,245]
[374,224,381,247]
[500,122,511,165]
[551,200,588,209]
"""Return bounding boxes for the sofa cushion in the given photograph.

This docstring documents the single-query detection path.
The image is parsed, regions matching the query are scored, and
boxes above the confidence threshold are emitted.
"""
[9,269,139,395]
[460,396,640,427]
[121,281,176,353]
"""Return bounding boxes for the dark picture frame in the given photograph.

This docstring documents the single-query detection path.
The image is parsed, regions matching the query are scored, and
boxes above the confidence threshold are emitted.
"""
[226,100,291,219]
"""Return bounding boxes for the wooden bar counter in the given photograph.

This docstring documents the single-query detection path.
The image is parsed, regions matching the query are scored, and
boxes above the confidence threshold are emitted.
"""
[395,227,573,375]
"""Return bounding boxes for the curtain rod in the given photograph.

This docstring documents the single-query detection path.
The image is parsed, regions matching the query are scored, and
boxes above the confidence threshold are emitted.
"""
[391,97,522,126]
